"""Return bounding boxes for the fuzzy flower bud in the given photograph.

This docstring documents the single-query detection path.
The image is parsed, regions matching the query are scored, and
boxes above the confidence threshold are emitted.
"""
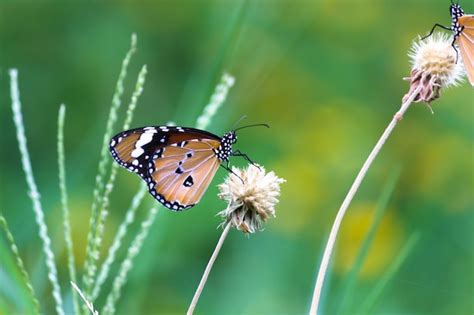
[218,164,285,234]
[404,33,464,105]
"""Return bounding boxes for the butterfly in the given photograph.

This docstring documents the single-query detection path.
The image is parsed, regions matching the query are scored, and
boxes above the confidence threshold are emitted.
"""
[423,1,474,86]
[109,124,267,211]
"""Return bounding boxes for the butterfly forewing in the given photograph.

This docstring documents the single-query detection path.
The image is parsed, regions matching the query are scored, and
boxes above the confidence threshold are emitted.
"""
[147,139,221,210]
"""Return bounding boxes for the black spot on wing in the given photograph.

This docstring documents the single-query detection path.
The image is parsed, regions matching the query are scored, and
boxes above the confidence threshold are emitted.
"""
[183,175,194,187]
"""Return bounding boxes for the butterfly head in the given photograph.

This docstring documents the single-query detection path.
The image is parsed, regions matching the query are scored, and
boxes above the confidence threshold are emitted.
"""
[216,131,237,161]
[450,2,464,19]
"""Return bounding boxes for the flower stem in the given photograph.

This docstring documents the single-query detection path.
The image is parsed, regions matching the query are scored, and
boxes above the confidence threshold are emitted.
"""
[309,85,422,315]
[187,221,232,315]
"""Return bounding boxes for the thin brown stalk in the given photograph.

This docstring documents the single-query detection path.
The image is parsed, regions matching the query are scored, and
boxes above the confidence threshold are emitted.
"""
[309,85,422,315]
[187,221,232,315]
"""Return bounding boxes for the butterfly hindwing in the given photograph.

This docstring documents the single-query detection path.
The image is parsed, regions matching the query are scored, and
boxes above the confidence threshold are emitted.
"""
[147,139,221,211]
[457,15,474,86]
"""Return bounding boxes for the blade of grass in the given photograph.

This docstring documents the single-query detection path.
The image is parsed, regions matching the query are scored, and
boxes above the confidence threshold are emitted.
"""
[90,64,147,301]
[9,69,64,315]
[337,168,401,315]
[83,33,137,298]
[102,207,159,315]
[174,0,247,125]
[196,73,235,130]
[71,282,98,315]
[358,232,421,314]
[92,183,147,301]
[57,104,80,315]
[0,213,40,315]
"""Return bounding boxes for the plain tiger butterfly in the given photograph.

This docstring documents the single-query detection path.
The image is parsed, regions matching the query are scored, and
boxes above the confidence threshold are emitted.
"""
[109,124,267,211]
[423,1,474,86]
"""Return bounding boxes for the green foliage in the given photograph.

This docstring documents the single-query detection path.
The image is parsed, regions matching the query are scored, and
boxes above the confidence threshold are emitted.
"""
[83,34,138,301]
[1,1,472,314]
[0,214,40,314]
[57,104,81,315]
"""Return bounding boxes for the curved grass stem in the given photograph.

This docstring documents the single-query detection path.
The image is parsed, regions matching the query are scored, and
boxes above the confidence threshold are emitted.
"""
[10,69,65,315]
[57,104,80,315]
[309,85,423,315]
[0,213,41,314]
[187,221,232,315]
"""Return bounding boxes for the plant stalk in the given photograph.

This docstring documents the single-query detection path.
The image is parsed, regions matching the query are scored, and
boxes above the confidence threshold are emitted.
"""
[187,221,232,315]
[309,85,422,315]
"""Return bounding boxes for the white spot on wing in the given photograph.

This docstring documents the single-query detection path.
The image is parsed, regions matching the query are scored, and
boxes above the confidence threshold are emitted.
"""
[136,132,154,148]
[131,148,144,158]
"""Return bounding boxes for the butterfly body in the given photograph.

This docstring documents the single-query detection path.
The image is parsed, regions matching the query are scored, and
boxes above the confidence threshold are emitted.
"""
[110,126,238,211]
[450,3,465,38]
[424,2,474,86]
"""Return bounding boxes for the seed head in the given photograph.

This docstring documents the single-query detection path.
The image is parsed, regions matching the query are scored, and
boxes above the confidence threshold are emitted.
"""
[218,164,285,234]
[404,33,464,105]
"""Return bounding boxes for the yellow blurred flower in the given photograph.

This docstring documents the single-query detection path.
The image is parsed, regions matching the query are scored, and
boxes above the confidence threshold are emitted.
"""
[334,202,403,279]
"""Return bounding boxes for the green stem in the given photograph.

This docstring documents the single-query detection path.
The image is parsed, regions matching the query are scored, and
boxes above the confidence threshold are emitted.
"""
[0,214,41,315]
[57,104,80,315]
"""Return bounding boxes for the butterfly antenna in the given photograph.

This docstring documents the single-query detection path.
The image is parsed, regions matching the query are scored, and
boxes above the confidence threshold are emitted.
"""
[232,115,248,129]
[233,123,270,132]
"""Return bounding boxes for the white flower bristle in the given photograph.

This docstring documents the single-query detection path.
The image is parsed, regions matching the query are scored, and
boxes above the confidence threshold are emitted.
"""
[409,33,464,87]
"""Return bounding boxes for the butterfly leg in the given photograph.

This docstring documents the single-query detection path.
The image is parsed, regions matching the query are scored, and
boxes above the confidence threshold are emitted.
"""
[421,23,452,40]
[232,150,261,170]
[451,37,459,63]
[221,162,244,183]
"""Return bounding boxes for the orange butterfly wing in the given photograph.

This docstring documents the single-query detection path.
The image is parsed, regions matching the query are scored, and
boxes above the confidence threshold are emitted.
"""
[147,139,221,210]
[457,15,474,86]
[110,126,224,211]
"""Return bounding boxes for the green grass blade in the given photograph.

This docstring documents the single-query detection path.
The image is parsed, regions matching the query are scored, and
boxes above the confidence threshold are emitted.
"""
[337,168,401,315]
[121,65,148,131]
[196,73,235,130]
[83,33,137,298]
[71,282,98,315]
[102,207,159,315]
[92,183,147,301]
[358,232,421,314]
[90,65,147,299]
[0,213,40,314]
[9,69,64,315]
[175,0,246,125]
[57,104,81,315]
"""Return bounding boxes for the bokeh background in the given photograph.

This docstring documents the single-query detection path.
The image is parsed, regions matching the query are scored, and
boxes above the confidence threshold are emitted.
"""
[1,0,473,314]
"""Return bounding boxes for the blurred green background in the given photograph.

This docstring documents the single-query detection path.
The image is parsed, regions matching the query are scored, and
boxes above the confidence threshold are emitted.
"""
[1,0,473,314]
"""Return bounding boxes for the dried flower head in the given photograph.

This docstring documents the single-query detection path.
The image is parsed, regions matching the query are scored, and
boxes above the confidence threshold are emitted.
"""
[218,164,285,234]
[404,33,464,105]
